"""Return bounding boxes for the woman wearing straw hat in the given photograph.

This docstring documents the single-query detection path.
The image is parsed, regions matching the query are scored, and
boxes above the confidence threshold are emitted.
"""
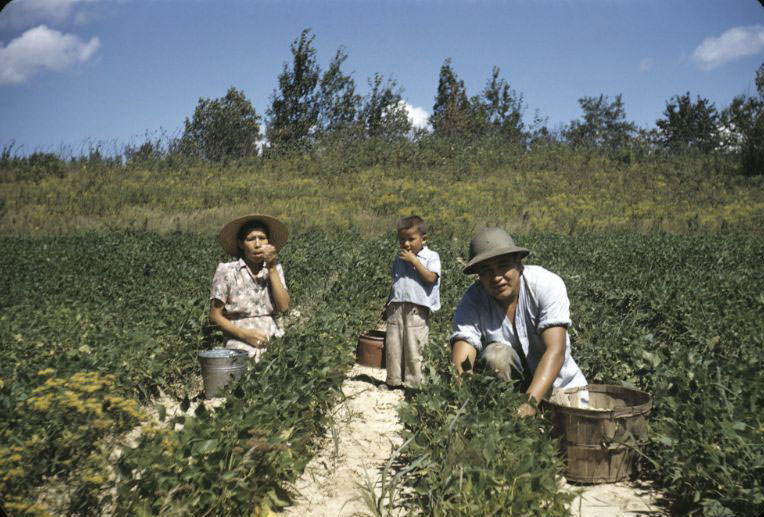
[450,228,587,417]
[209,214,289,361]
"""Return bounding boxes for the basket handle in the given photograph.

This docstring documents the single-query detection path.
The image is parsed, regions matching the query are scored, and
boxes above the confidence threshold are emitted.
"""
[611,406,649,419]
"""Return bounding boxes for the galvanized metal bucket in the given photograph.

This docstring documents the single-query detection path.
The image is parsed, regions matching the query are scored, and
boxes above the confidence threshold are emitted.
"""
[198,349,249,398]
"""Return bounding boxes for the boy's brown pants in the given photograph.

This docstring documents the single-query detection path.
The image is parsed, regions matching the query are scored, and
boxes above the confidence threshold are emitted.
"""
[385,301,429,387]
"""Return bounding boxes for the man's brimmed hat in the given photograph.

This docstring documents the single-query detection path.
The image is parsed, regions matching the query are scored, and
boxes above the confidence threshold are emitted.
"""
[463,227,529,274]
[218,214,288,257]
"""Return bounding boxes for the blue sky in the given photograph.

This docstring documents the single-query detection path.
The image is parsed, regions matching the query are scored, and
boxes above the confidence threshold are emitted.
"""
[1,0,763,154]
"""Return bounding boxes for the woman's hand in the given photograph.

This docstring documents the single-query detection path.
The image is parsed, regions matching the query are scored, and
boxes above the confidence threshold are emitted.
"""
[210,300,271,346]
[239,327,269,348]
[260,244,279,267]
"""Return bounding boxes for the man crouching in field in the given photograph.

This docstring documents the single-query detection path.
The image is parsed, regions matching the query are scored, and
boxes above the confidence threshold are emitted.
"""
[450,228,587,417]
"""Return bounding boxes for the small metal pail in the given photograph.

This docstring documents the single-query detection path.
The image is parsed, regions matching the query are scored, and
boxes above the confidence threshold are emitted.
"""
[198,349,249,398]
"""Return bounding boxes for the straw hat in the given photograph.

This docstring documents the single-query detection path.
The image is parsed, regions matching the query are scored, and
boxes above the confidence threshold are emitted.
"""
[462,227,529,274]
[217,214,289,257]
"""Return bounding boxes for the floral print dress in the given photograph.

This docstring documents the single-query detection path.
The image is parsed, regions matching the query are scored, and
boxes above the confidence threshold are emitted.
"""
[210,258,287,361]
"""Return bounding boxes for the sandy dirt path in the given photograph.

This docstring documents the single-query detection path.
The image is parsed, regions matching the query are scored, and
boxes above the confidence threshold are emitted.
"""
[279,363,665,517]
[281,364,405,517]
[565,480,665,516]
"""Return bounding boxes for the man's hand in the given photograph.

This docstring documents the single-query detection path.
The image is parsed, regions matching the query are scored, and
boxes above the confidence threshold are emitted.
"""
[453,368,473,385]
[451,340,477,384]
[516,402,537,418]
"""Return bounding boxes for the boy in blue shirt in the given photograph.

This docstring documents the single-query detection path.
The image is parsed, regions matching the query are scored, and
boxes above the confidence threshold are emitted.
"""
[383,215,441,389]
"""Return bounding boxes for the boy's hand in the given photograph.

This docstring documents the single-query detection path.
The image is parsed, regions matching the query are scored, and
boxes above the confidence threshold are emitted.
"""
[399,249,418,265]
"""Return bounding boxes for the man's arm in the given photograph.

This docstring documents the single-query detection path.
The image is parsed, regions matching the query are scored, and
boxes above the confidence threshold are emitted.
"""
[517,325,565,416]
[451,339,478,377]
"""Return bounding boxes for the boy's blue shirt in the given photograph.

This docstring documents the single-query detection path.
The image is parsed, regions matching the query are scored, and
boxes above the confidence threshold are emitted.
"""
[388,245,441,312]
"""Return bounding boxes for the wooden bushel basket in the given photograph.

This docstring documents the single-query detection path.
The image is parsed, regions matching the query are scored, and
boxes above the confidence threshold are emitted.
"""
[356,329,386,368]
[543,384,652,484]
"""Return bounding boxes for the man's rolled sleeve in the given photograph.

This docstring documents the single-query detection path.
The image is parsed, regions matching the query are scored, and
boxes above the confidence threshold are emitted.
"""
[535,272,572,331]
[450,293,483,352]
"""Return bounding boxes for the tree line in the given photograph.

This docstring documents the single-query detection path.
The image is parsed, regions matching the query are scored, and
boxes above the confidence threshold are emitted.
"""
[4,28,763,176]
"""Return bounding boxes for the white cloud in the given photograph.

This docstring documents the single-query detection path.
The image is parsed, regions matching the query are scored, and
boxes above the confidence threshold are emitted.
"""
[692,25,764,70]
[0,25,100,84]
[404,102,431,130]
[639,58,653,73]
[0,0,100,30]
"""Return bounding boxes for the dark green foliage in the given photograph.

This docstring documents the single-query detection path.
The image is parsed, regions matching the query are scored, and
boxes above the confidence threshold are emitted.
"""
[656,92,720,153]
[398,375,573,516]
[266,29,371,151]
[475,66,526,144]
[180,87,262,161]
[358,73,411,140]
[0,229,375,514]
[124,138,163,165]
[719,94,762,150]
[732,62,764,176]
[430,60,527,147]
[0,150,66,182]
[564,94,637,150]
[740,111,764,176]
[430,58,479,140]
[266,29,322,152]
[317,47,360,134]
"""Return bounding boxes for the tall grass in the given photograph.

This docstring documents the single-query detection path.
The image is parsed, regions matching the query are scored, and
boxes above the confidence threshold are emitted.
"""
[1,138,762,237]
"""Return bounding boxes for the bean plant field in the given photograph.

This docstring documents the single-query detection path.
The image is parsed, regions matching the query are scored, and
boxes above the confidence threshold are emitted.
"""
[1,153,763,516]
[1,228,762,516]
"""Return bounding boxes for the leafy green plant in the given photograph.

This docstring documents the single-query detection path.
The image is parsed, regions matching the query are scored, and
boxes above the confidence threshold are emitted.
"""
[180,87,262,161]
[1,369,144,516]
[396,373,573,516]
[1,226,763,516]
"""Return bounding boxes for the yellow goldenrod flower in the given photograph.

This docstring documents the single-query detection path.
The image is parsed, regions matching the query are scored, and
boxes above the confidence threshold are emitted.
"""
[28,395,52,412]
[93,418,113,429]
[83,473,105,484]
